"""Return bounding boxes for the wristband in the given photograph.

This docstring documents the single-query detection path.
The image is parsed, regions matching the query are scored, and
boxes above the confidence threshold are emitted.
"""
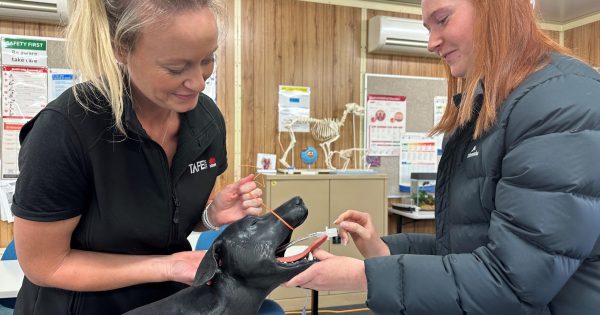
[202,202,220,230]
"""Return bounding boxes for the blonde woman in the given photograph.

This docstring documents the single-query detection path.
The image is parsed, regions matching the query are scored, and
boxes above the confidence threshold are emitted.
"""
[11,1,262,314]
[286,1,600,314]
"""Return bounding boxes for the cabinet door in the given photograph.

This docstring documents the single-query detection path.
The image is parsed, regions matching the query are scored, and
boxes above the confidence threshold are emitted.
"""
[266,178,330,300]
[329,179,386,259]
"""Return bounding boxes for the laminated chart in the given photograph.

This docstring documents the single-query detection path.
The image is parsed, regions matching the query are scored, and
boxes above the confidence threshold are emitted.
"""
[1,119,27,179]
[366,94,407,156]
[2,66,48,118]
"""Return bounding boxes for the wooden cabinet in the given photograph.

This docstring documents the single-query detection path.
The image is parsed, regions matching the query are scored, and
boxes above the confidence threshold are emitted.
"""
[0,222,13,248]
[262,173,387,310]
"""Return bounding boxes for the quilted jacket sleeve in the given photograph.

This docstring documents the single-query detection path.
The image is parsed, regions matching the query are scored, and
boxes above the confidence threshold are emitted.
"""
[382,233,436,255]
[365,64,600,315]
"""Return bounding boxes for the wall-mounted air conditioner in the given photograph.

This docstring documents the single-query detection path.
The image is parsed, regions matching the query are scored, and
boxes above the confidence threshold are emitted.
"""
[0,0,69,25]
[368,15,438,58]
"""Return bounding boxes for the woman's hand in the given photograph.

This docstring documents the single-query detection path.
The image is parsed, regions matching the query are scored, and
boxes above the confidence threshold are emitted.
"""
[164,250,207,285]
[210,174,263,226]
[335,210,390,258]
[282,249,367,291]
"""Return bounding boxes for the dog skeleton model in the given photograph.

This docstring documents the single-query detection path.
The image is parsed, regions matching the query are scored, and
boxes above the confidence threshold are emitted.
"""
[125,196,325,315]
[279,103,365,169]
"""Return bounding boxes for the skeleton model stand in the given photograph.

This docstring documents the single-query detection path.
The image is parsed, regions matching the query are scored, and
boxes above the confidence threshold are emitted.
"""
[279,103,365,170]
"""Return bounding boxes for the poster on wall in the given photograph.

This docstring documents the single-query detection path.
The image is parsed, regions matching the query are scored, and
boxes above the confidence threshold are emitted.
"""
[366,94,406,156]
[433,96,448,155]
[1,119,27,179]
[1,37,48,67]
[278,85,310,132]
[2,66,48,118]
[1,35,68,179]
[48,68,78,102]
[398,132,437,192]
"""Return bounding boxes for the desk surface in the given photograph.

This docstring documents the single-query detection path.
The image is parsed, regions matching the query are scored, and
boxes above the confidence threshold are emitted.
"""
[389,208,435,220]
[0,260,23,298]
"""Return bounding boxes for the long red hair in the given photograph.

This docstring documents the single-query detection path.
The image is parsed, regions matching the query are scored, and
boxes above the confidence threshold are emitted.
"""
[431,0,570,138]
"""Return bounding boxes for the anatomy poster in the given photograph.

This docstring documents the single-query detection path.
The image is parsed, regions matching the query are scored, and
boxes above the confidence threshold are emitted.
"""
[256,153,277,174]
[366,94,406,156]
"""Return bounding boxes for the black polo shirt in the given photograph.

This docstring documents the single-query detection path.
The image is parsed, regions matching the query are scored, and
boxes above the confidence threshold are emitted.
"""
[11,83,227,314]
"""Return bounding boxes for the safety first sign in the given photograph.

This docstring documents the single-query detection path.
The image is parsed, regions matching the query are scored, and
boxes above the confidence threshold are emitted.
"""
[1,37,48,67]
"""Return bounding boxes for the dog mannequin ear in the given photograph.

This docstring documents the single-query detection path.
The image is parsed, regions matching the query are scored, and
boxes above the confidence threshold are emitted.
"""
[192,239,222,287]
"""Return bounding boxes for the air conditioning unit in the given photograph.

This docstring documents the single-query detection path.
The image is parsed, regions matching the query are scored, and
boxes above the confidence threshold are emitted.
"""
[368,15,438,58]
[0,0,69,25]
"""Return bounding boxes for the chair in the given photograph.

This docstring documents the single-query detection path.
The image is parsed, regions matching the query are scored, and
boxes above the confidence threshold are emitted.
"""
[0,239,17,309]
[194,226,227,251]
[258,299,285,315]
[194,227,285,315]
[1,240,16,261]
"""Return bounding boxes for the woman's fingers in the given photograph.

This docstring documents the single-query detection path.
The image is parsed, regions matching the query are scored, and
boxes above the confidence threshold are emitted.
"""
[311,248,334,260]
[334,210,370,225]
[339,221,371,239]
[334,210,373,245]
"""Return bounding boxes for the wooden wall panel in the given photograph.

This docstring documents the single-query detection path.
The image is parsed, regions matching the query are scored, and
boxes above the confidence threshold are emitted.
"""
[0,221,13,247]
[564,20,600,67]
[241,0,362,173]
[0,20,63,37]
[215,0,236,189]
[543,30,561,44]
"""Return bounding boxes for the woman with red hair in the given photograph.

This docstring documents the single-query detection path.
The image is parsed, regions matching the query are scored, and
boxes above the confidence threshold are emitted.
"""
[286,1,600,314]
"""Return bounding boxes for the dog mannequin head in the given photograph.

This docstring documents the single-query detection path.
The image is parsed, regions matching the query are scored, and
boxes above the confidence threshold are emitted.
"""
[125,196,318,315]
[194,196,314,292]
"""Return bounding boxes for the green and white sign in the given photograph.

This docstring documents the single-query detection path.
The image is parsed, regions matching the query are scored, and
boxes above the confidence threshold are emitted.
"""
[1,37,48,67]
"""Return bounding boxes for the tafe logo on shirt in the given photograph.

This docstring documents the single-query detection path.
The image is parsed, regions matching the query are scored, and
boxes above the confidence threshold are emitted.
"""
[189,157,217,174]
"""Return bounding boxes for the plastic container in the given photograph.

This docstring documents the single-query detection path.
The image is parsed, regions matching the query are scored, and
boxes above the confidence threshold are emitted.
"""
[410,172,436,211]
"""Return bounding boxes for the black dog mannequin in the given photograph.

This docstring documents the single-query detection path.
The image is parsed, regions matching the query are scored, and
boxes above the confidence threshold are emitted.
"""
[125,196,316,315]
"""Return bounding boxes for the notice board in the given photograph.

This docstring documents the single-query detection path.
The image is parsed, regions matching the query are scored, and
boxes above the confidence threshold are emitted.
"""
[0,34,70,179]
[364,74,447,197]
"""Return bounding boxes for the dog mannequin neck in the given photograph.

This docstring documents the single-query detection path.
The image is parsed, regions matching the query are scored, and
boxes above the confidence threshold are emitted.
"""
[208,274,270,314]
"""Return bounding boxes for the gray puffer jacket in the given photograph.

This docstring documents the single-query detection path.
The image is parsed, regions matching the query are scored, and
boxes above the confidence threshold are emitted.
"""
[365,54,600,315]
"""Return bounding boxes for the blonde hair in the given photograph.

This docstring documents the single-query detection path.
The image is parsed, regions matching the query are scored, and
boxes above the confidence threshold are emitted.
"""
[431,0,570,139]
[66,0,225,135]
